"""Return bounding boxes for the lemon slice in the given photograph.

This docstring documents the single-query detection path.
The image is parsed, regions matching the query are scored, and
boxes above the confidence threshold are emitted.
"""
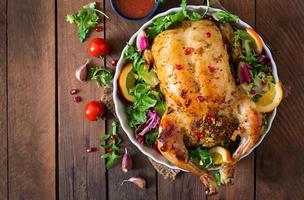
[246,27,263,54]
[118,63,135,102]
[209,146,232,165]
[255,81,283,113]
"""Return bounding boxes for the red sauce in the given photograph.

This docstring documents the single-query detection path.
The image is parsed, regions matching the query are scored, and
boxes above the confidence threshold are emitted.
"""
[114,0,156,19]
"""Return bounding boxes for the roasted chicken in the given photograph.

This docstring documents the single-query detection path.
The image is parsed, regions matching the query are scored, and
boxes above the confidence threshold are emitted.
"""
[151,20,263,194]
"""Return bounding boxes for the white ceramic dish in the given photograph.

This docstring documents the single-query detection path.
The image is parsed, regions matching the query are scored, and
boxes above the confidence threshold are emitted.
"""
[113,6,279,171]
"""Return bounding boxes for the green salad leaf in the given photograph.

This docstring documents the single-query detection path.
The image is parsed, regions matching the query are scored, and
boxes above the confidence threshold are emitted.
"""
[189,146,213,169]
[124,45,159,87]
[147,0,203,39]
[90,66,113,86]
[214,170,221,186]
[127,83,158,127]
[66,2,102,42]
[144,131,159,146]
[100,122,122,169]
[212,11,239,23]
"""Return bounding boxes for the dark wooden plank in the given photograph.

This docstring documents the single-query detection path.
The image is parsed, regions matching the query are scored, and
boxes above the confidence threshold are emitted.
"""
[255,0,304,199]
[57,1,107,200]
[7,0,55,199]
[0,0,7,199]
[104,1,157,200]
[208,1,256,199]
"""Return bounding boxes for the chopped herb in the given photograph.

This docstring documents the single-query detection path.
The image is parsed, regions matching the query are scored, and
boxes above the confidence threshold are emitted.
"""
[100,122,122,169]
[189,146,213,169]
[144,131,159,146]
[66,2,108,42]
[147,0,202,39]
[212,11,239,23]
[214,170,221,186]
[90,66,113,86]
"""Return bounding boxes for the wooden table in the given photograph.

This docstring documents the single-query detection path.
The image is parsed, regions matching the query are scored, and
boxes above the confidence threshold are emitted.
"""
[1,0,303,199]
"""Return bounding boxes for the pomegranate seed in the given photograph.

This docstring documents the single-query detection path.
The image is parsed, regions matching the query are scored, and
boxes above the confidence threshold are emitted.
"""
[259,55,270,65]
[235,78,241,85]
[110,135,116,141]
[70,89,78,95]
[205,32,211,38]
[184,48,192,55]
[196,132,204,139]
[185,99,191,107]
[180,89,187,99]
[111,59,118,67]
[196,95,206,102]
[208,65,216,73]
[176,64,183,70]
[251,89,256,94]
[95,26,103,32]
[106,148,112,153]
[247,65,254,70]
[73,96,82,103]
[86,147,97,153]
[206,114,214,123]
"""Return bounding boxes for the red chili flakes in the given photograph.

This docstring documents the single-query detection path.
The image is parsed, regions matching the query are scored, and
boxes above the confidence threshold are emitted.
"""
[208,65,216,73]
[206,114,214,123]
[205,32,211,38]
[196,132,204,140]
[250,89,256,94]
[180,89,188,99]
[196,95,206,102]
[184,47,192,55]
[176,64,183,70]
[185,99,191,107]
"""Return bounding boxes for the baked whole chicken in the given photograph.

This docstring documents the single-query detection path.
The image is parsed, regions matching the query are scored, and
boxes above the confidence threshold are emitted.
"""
[151,20,264,194]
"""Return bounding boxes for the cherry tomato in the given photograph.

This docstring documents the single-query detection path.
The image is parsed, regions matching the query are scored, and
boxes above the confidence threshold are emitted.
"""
[84,101,105,121]
[88,38,110,58]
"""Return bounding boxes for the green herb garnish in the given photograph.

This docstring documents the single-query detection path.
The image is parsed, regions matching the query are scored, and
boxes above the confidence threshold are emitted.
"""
[127,83,158,127]
[147,0,203,39]
[66,2,108,42]
[124,45,159,87]
[214,170,221,186]
[144,131,159,146]
[212,11,239,23]
[90,66,113,86]
[189,146,213,169]
[100,122,122,169]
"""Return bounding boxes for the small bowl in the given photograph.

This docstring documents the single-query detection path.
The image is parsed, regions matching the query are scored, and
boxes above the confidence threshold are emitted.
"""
[110,0,160,22]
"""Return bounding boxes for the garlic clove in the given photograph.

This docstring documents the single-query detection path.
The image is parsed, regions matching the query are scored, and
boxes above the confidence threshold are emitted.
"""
[121,177,146,189]
[75,59,91,82]
[121,148,133,173]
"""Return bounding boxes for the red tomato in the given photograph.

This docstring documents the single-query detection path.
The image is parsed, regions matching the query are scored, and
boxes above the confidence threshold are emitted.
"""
[84,101,105,121]
[88,38,110,58]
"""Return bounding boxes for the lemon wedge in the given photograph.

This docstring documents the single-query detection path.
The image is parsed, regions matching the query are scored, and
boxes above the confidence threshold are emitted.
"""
[246,27,263,54]
[118,63,135,102]
[209,146,232,165]
[255,81,283,113]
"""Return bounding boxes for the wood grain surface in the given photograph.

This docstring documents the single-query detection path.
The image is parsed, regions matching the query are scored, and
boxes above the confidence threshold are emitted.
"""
[7,0,56,199]
[0,0,303,199]
[0,0,7,199]
[57,1,107,200]
[255,0,304,199]
[104,1,157,200]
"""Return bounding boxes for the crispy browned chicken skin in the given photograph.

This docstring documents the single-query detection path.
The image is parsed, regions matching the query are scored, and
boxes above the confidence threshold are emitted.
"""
[151,20,263,195]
